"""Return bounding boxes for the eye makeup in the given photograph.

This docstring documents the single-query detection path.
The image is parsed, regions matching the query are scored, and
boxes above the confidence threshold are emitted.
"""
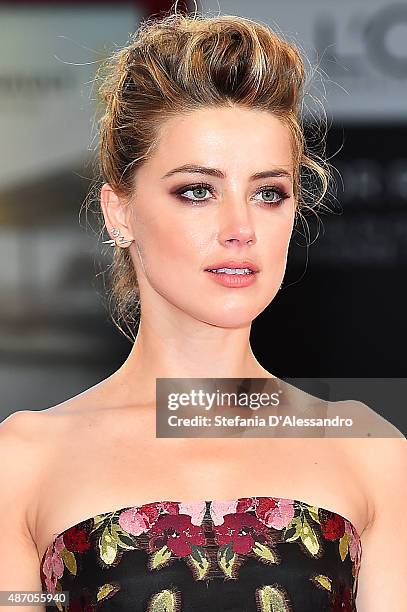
[172,181,291,207]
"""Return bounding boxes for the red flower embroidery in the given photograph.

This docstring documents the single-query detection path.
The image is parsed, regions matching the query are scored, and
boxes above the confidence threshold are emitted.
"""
[320,512,345,541]
[213,512,273,555]
[235,497,253,513]
[148,514,206,557]
[254,497,295,529]
[218,497,295,530]
[63,526,91,553]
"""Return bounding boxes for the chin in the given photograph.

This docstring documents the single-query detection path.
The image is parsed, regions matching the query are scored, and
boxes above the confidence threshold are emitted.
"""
[198,307,260,329]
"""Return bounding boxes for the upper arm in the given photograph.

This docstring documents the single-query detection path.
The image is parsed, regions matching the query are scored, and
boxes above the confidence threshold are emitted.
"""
[0,411,45,610]
[356,438,407,610]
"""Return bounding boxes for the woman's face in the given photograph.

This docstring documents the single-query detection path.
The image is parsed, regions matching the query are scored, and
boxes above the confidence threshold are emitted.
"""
[118,106,296,328]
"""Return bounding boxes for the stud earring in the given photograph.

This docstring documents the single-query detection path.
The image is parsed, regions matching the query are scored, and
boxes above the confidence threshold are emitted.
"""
[102,227,135,248]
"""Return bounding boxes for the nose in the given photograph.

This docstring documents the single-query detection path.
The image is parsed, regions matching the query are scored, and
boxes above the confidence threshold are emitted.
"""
[217,199,257,247]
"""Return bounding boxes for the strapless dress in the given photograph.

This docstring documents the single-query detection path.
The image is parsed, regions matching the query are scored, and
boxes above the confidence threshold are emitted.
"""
[40,495,362,611]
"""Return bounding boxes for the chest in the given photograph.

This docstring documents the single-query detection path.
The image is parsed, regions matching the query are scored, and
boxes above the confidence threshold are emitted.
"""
[35,432,367,563]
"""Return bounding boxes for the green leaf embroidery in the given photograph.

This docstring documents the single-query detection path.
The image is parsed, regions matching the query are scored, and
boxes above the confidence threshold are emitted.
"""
[217,543,237,578]
[96,583,120,602]
[188,545,210,579]
[312,574,332,591]
[300,515,320,556]
[110,524,138,550]
[147,588,180,612]
[90,514,109,534]
[284,516,302,542]
[307,505,321,524]
[252,542,277,563]
[150,545,172,570]
[256,585,291,611]
[339,532,350,562]
[99,525,118,565]
[60,548,77,576]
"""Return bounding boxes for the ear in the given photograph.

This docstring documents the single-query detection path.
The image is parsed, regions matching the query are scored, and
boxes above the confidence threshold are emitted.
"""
[100,183,134,244]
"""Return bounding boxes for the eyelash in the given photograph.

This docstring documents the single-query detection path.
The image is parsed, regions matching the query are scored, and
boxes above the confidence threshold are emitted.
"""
[174,182,290,207]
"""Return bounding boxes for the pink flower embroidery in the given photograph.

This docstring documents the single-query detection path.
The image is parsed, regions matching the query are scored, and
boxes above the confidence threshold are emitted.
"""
[210,500,238,526]
[118,501,177,536]
[118,507,154,536]
[233,496,295,530]
[178,500,206,525]
[345,521,362,576]
[254,497,295,530]
[41,535,65,594]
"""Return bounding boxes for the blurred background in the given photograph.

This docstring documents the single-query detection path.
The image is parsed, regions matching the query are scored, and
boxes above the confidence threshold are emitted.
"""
[1,0,406,433]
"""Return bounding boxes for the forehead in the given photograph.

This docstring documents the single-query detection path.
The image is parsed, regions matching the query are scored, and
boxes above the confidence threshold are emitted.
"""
[153,106,293,171]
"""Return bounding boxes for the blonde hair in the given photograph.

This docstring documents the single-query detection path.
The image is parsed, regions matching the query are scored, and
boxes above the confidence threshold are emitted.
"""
[86,9,332,341]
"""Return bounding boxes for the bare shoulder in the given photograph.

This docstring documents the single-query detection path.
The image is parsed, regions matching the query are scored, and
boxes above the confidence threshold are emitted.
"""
[0,404,71,455]
[0,409,49,460]
[0,374,126,461]
[0,411,55,592]
[0,403,82,523]
[327,399,406,439]
[0,410,51,506]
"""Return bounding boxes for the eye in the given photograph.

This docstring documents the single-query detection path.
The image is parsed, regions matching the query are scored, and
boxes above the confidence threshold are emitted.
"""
[253,185,290,207]
[173,182,290,207]
[174,182,214,204]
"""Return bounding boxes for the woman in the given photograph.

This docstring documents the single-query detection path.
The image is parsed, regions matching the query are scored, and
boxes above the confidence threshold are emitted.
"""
[0,9,405,612]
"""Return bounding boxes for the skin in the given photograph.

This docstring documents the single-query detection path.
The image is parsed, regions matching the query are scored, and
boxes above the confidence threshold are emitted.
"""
[0,106,406,611]
[105,105,296,394]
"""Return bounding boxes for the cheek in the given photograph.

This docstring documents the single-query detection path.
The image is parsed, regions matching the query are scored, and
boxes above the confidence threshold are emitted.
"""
[262,210,293,260]
[137,212,207,279]
[258,213,293,293]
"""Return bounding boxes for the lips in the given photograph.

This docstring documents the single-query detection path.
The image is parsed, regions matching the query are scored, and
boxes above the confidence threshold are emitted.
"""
[204,260,259,273]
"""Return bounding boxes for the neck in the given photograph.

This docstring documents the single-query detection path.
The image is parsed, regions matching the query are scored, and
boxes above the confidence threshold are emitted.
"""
[110,308,274,407]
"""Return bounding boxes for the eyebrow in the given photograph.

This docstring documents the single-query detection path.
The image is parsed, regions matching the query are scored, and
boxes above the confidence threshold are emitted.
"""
[161,164,293,182]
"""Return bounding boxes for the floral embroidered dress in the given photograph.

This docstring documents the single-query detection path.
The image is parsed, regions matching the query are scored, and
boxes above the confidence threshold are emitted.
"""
[40,496,362,611]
